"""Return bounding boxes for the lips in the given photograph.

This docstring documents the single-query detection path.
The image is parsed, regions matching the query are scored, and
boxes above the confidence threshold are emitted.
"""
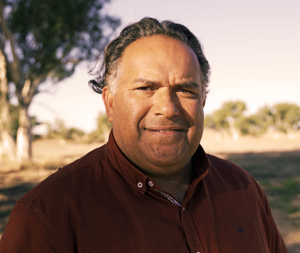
[149,129,180,132]
[145,125,186,133]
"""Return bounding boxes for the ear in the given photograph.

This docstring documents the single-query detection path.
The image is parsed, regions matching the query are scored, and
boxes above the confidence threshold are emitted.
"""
[102,86,114,122]
[202,93,206,108]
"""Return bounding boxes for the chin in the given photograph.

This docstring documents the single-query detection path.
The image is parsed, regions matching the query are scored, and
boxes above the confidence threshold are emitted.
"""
[146,151,187,167]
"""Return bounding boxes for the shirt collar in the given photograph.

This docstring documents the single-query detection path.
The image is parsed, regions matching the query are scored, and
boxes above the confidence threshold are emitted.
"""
[105,130,149,194]
[105,130,210,195]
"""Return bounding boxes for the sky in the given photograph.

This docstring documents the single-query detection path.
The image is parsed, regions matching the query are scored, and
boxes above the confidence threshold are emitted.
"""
[29,0,300,133]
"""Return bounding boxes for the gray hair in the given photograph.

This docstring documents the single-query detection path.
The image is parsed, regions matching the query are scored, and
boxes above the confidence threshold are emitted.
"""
[89,17,210,95]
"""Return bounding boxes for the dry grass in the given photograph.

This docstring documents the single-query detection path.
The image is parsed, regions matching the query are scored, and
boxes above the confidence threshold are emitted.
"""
[201,128,300,155]
[32,138,104,167]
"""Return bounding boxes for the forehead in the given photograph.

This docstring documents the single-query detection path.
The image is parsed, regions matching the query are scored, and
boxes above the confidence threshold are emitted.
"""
[118,35,201,82]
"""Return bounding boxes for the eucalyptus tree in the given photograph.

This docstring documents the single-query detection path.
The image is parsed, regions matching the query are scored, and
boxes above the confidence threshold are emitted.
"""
[0,46,16,161]
[0,0,119,162]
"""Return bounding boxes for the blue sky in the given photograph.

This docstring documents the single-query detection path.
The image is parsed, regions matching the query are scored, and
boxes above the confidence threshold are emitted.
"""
[30,0,300,133]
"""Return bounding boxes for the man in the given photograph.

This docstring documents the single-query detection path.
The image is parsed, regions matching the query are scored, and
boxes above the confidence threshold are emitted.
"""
[0,18,287,252]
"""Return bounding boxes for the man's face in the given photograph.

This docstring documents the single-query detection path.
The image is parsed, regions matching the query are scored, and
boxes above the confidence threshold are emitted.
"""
[103,35,206,177]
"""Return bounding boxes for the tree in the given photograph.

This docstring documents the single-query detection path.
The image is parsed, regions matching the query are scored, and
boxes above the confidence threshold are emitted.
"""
[0,0,120,163]
[87,112,112,143]
[0,47,16,161]
[235,114,267,137]
[205,102,300,137]
[272,103,300,133]
[46,119,85,141]
[204,101,247,139]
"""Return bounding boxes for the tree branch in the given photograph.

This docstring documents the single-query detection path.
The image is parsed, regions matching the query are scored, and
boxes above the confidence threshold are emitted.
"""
[26,74,47,103]
[0,0,22,87]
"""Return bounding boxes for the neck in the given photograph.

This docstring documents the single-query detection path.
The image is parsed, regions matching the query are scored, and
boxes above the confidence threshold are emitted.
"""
[149,160,193,203]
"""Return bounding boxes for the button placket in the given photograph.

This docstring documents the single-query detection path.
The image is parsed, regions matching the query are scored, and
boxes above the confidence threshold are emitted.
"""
[181,206,206,253]
[148,181,154,187]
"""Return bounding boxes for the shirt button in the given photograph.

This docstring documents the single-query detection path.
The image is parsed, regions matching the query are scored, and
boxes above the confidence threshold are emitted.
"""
[137,182,143,188]
[148,181,154,187]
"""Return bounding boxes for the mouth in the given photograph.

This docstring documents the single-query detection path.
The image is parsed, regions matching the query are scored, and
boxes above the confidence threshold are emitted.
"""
[148,129,180,132]
[145,126,186,133]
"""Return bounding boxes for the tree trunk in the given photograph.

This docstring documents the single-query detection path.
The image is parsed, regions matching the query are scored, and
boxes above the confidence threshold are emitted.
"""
[0,49,16,162]
[16,106,31,163]
[15,79,34,163]
[0,131,16,161]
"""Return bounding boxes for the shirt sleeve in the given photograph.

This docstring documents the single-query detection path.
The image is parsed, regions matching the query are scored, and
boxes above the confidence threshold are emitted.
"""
[250,176,288,253]
[0,201,59,253]
[265,195,289,253]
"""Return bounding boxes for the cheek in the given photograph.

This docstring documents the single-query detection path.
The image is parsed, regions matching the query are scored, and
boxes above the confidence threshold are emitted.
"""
[112,98,130,127]
[182,101,204,127]
[114,97,150,130]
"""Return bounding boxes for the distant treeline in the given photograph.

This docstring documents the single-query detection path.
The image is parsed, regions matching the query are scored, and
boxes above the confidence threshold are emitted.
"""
[10,101,299,143]
[45,113,112,143]
[7,106,112,143]
[204,101,300,137]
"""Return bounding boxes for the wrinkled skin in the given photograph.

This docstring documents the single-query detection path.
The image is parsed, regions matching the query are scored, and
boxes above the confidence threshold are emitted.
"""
[103,35,206,178]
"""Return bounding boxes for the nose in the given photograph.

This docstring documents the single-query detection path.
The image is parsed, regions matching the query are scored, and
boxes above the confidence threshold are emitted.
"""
[152,88,179,118]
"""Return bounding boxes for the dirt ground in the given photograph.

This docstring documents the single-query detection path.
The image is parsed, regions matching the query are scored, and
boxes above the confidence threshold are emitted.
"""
[1,129,300,251]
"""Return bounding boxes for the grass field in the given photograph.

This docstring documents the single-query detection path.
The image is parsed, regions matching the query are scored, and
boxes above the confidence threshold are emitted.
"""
[0,129,300,251]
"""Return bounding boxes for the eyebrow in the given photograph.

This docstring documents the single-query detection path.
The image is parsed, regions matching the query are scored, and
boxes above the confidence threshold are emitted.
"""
[132,78,159,85]
[132,78,199,89]
[173,82,199,89]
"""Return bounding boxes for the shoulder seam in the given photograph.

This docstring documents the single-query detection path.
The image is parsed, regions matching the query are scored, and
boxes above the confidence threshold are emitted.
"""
[17,201,63,253]
[20,152,108,203]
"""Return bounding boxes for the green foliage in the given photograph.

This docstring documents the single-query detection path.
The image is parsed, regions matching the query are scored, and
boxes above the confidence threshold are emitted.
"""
[205,102,300,136]
[45,113,112,143]
[46,119,85,141]
[87,113,112,143]
[273,103,300,133]
[235,115,265,136]
[222,101,247,117]
[1,0,119,160]
[204,101,247,130]
[204,114,216,129]
[212,108,229,129]
[5,0,120,87]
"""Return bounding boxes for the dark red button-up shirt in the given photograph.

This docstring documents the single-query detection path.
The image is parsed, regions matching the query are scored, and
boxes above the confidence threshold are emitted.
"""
[0,132,287,252]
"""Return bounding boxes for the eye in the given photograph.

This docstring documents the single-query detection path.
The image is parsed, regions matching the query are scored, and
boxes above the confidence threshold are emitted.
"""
[136,86,153,91]
[178,89,194,94]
